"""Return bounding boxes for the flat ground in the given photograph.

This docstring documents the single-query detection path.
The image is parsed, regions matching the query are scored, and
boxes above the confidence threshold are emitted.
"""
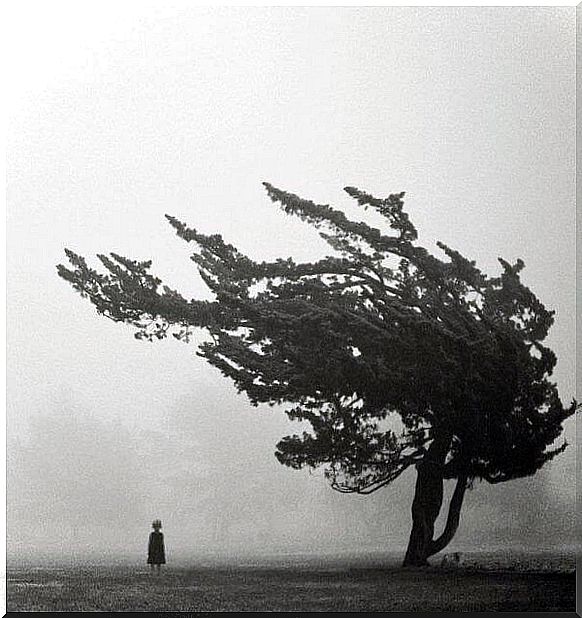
[6,558,575,612]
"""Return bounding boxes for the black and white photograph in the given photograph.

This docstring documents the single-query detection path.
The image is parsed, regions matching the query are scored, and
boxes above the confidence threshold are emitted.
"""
[5,3,579,613]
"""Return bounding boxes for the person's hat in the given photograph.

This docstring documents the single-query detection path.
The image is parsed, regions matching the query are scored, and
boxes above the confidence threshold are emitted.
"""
[152,519,162,528]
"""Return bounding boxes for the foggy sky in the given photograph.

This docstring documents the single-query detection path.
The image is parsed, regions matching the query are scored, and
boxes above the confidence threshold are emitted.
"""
[7,6,577,563]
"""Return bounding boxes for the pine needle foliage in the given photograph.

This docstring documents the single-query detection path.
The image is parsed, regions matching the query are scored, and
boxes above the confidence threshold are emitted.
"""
[58,184,576,497]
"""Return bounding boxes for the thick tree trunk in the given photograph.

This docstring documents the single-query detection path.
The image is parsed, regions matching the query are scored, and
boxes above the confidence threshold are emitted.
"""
[402,432,464,567]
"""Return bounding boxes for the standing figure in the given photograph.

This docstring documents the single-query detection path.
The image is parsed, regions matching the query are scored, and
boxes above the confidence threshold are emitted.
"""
[147,519,166,573]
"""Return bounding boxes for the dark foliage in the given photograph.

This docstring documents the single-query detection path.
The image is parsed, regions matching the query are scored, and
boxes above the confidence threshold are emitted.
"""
[58,183,576,561]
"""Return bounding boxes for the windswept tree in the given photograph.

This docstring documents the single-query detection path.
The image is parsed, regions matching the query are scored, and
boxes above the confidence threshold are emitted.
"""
[58,183,576,566]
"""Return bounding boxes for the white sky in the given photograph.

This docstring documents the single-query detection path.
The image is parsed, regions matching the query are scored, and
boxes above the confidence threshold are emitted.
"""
[6,5,577,562]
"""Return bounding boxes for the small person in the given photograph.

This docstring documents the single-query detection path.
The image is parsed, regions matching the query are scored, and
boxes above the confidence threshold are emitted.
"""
[147,519,166,573]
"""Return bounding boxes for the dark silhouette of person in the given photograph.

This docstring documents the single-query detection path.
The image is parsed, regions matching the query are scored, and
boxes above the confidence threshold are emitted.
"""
[147,519,166,573]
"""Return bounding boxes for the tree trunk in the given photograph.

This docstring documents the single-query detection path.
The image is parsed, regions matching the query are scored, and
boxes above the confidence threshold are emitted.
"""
[402,432,454,567]
[429,474,468,557]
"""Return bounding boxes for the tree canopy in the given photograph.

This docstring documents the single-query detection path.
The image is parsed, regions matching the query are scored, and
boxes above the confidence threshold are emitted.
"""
[58,183,576,564]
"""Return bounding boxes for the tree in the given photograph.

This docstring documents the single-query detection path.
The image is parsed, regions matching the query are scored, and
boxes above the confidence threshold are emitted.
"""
[57,183,576,566]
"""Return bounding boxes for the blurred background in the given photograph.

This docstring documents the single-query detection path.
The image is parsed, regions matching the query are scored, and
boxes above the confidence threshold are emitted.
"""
[6,4,576,563]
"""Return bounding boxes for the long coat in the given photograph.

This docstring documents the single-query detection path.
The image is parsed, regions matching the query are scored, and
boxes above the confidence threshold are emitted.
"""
[147,530,166,564]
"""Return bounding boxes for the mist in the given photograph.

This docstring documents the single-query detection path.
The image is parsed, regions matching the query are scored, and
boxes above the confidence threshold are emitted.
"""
[6,5,576,564]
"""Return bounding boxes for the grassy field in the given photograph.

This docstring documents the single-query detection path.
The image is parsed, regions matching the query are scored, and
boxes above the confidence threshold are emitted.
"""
[6,557,576,612]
